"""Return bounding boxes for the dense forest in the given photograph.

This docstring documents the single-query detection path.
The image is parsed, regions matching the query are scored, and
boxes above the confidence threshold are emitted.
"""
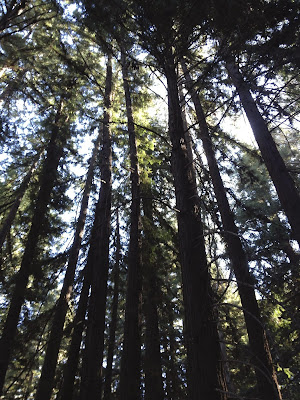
[0,0,299,399]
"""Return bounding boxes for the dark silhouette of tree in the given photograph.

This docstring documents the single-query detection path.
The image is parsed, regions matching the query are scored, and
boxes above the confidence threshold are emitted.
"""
[119,48,143,400]
[80,53,113,400]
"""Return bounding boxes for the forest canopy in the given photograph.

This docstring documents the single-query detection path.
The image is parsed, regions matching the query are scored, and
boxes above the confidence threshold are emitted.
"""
[0,0,299,399]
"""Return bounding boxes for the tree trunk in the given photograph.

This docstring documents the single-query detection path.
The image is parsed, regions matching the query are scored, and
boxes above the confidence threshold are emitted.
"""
[58,263,91,400]
[163,329,177,400]
[178,86,197,185]
[103,210,121,400]
[0,102,68,395]
[142,184,164,400]
[226,58,300,246]
[164,296,184,400]
[79,54,113,400]
[34,131,101,400]
[182,59,282,400]
[119,49,143,400]
[0,154,39,250]
[164,52,227,400]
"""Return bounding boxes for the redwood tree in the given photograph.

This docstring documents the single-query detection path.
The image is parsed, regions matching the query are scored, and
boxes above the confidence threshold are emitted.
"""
[182,59,282,400]
[225,57,300,246]
[35,128,102,400]
[80,53,113,400]
[0,98,72,395]
[119,48,143,400]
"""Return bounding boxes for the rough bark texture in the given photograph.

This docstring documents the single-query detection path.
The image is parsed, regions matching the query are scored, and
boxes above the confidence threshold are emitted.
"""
[226,58,300,246]
[0,104,67,395]
[80,54,113,400]
[182,60,282,400]
[165,53,227,400]
[103,211,121,400]
[0,155,39,250]
[119,49,143,400]
[34,131,101,400]
[142,185,164,400]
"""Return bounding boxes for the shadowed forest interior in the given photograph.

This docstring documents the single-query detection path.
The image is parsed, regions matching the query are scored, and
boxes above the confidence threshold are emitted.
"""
[0,0,299,399]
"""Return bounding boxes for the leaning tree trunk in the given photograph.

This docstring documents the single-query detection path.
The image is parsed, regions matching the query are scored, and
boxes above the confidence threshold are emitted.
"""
[0,102,68,395]
[164,51,227,400]
[226,57,300,246]
[103,210,121,400]
[142,184,164,400]
[119,49,143,400]
[79,54,113,400]
[182,59,282,400]
[34,131,101,400]
[0,154,40,250]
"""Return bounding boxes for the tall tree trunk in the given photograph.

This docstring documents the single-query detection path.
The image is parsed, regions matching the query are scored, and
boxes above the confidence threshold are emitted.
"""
[80,54,113,400]
[119,49,143,400]
[225,57,300,246]
[35,131,101,400]
[164,52,227,400]
[182,60,282,400]
[103,210,121,400]
[0,102,68,395]
[58,263,91,400]
[0,154,39,250]
[142,184,164,400]
[178,86,197,185]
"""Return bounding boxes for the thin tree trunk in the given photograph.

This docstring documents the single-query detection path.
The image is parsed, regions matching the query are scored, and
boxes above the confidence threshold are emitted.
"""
[178,86,197,185]
[164,52,227,400]
[142,184,164,400]
[165,298,183,400]
[226,58,300,246]
[218,329,236,397]
[0,155,39,250]
[119,49,143,400]
[80,54,113,400]
[0,102,68,395]
[103,210,121,400]
[35,131,101,400]
[58,263,91,400]
[182,59,282,400]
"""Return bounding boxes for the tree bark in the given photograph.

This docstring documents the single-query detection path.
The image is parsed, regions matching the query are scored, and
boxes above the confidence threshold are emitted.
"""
[226,58,300,246]
[164,52,227,400]
[0,102,68,395]
[142,184,164,400]
[119,49,143,400]
[182,59,282,400]
[79,54,113,400]
[34,130,101,400]
[103,210,121,400]
[0,154,39,250]
[58,263,91,400]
